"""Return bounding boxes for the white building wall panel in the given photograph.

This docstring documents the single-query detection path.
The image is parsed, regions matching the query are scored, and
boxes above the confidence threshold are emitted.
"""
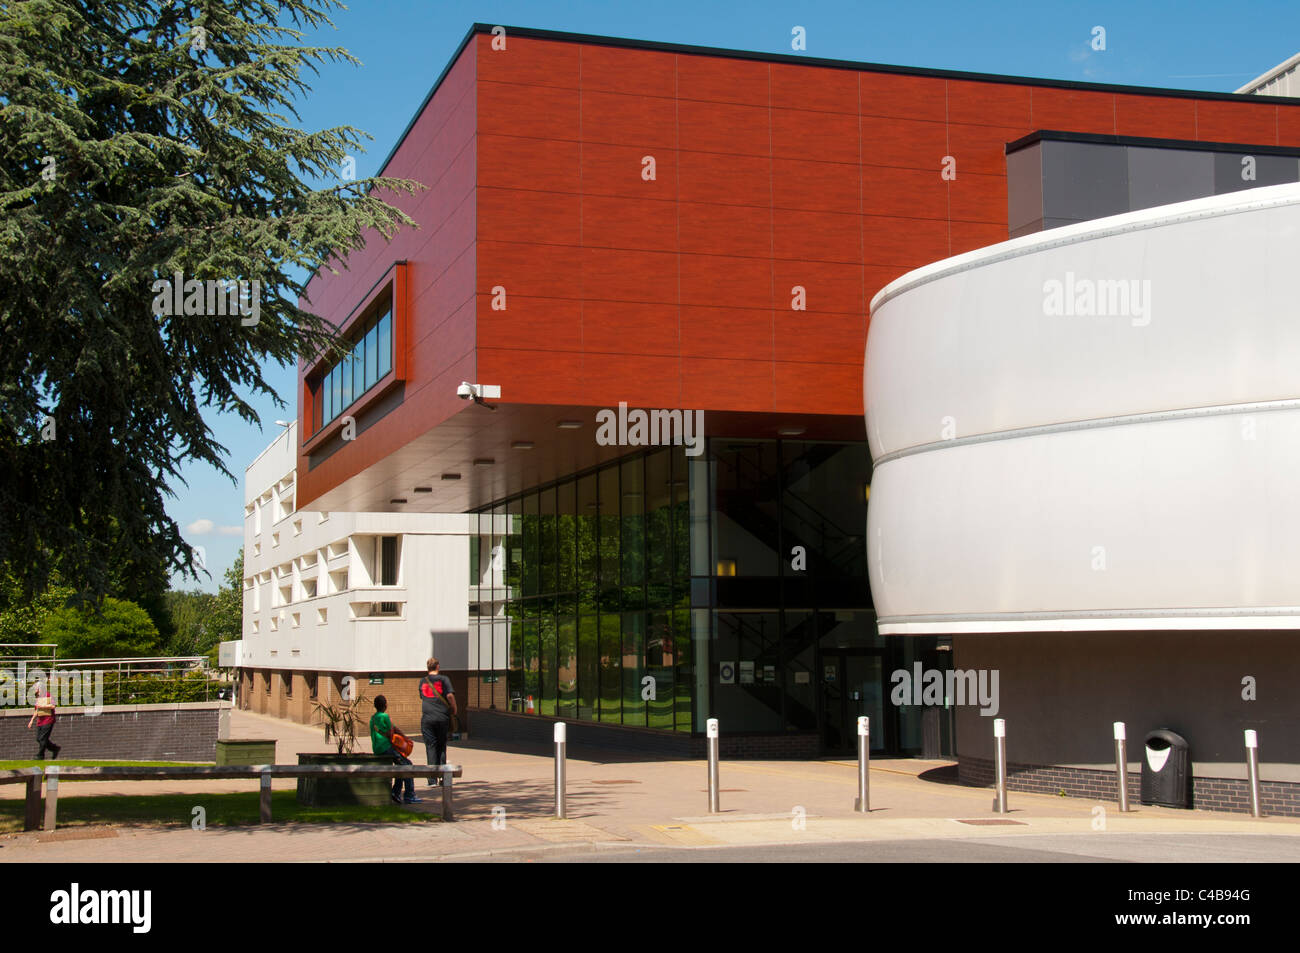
[865,183,1300,633]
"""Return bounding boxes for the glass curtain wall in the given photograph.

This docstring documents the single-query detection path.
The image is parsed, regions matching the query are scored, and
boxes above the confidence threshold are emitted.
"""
[481,437,902,745]
[492,445,691,730]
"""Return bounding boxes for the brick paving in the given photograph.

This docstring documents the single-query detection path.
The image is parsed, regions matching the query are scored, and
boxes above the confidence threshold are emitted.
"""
[2,709,1297,862]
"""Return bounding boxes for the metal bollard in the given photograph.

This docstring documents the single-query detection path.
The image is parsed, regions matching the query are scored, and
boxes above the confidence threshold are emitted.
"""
[1245,730,1262,818]
[706,718,720,813]
[993,718,1008,814]
[43,766,59,832]
[1114,721,1130,812]
[554,722,567,820]
[856,716,870,812]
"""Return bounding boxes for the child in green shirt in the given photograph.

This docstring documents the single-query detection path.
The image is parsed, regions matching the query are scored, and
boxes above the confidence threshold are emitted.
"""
[370,695,420,804]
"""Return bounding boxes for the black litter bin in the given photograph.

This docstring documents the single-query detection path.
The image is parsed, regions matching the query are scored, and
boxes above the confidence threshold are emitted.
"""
[1140,728,1190,808]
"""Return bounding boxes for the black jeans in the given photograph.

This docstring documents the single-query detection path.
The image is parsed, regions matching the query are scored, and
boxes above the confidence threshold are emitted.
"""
[421,718,449,783]
[387,748,414,800]
[36,724,60,759]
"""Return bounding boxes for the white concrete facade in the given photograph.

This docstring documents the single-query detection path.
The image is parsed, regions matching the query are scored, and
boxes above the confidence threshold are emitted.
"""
[239,423,472,674]
[865,182,1300,634]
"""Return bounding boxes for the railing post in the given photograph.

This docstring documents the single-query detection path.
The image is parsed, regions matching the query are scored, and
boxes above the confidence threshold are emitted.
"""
[993,718,1008,814]
[1114,721,1130,812]
[441,766,454,821]
[707,718,720,814]
[259,768,272,823]
[554,722,567,820]
[24,771,42,832]
[856,716,870,812]
[1245,730,1263,818]
[43,765,59,832]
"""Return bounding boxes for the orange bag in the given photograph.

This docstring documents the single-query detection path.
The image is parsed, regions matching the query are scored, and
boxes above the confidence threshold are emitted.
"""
[390,730,414,758]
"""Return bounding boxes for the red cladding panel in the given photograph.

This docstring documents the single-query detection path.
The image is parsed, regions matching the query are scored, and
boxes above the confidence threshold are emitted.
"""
[945,80,1032,128]
[1196,100,1277,144]
[581,45,676,96]
[1114,94,1198,140]
[1029,87,1116,133]
[300,31,1300,506]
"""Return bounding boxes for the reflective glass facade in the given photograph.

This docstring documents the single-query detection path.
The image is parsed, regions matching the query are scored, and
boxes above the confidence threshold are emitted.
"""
[312,305,393,433]
[470,437,945,753]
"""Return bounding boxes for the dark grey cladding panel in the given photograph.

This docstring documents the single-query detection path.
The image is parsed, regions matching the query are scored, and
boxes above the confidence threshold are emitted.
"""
[1019,137,1300,235]
[1213,152,1300,194]
[1006,142,1043,234]
[1127,146,1214,211]
[1041,140,1130,224]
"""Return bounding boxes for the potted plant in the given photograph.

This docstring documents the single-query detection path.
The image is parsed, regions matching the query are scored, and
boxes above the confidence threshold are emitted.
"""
[297,690,391,806]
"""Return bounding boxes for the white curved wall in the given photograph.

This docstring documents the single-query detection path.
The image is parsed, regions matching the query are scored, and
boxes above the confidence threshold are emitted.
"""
[865,183,1300,633]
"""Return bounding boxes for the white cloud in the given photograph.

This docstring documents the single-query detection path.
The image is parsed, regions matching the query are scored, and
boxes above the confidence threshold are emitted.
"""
[186,519,243,537]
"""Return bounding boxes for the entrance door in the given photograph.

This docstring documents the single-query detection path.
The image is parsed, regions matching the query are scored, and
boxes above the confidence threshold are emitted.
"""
[821,651,885,753]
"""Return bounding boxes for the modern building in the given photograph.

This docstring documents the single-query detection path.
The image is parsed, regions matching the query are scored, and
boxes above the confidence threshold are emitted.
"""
[289,23,1300,764]
[868,182,1300,814]
[238,422,473,730]
[1238,52,1300,97]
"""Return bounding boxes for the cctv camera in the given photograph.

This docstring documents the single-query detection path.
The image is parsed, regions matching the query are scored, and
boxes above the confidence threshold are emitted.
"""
[457,382,475,400]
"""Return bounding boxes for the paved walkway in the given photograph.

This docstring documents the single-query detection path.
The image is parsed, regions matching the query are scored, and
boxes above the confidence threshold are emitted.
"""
[2,710,1296,861]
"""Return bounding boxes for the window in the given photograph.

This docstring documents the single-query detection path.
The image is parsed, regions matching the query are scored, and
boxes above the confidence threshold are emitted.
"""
[377,312,392,380]
[312,303,394,434]
[365,321,379,390]
[379,535,397,586]
[340,349,353,408]
[307,673,318,699]
[330,365,341,423]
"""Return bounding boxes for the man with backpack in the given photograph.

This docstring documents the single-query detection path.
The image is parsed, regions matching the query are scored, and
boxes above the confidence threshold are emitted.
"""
[419,657,457,786]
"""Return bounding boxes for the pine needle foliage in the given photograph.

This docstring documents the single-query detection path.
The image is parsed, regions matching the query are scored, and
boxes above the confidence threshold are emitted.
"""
[0,0,421,604]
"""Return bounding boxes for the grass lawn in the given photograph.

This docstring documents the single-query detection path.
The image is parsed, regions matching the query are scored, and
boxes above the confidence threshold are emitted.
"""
[0,790,437,834]
[0,760,209,771]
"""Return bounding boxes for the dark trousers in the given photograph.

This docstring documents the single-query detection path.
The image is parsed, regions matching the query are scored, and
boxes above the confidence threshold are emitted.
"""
[36,724,60,760]
[387,748,414,800]
[422,718,449,784]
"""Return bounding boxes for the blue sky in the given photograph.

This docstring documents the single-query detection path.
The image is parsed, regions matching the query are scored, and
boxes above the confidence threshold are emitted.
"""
[169,0,1300,591]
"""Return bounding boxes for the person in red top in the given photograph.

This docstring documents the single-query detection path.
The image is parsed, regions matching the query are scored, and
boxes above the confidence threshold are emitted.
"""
[28,691,60,760]
[419,657,457,786]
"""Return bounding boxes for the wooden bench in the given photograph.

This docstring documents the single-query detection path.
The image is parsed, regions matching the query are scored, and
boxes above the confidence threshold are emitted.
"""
[0,763,464,831]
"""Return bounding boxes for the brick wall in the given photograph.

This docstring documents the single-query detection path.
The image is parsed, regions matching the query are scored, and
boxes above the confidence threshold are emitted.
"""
[0,703,224,761]
[233,668,472,748]
[959,755,1300,817]
[469,708,821,759]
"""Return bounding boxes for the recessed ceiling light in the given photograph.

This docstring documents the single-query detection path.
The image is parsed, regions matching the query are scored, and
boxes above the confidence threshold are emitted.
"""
[413,486,433,493]
[557,420,582,429]
[511,441,534,450]
[390,498,407,504]
[473,458,495,467]
[777,426,806,436]
[441,473,461,481]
